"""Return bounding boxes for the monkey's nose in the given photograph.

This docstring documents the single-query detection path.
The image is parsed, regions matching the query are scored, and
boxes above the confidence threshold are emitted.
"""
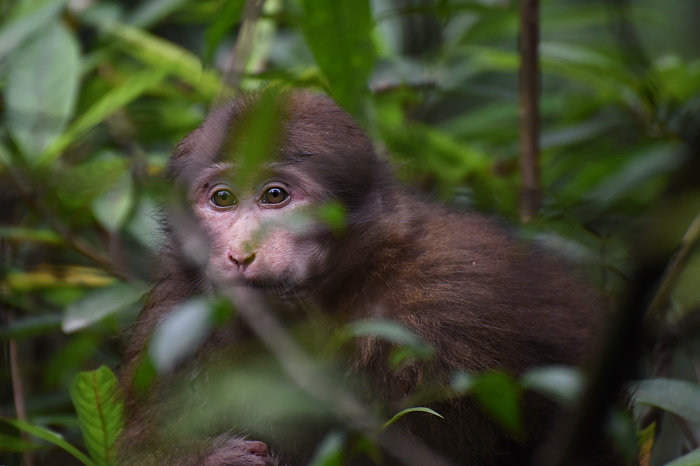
[228,248,256,270]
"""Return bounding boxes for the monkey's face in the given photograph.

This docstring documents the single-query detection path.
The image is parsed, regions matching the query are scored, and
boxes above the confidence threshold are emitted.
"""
[190,162,331,296]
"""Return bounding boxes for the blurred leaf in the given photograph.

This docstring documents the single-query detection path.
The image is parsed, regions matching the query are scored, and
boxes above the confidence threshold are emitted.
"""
[346,319,434,360]
[521,366,584,405]
[0,432,40,452]
[170,359,328,439]
[91,171,134,232]
[5,20,80,164]
[39,68,168,165]
[586,144,684,206]
[471,371,523,437]
[300,0,375,114]
[70,366,124,466]
[203,1,245,64]
[638,422,655,466]
[231,88,286,186]
[62,281,148,333]
[0,226,63,244]
[81,12,221,96]
[0,314,63,340]
[0,0,65,59]
[127,0,189,28]
[383,407,444,429]
[663,449,700,466]
[149,297,214,372]
[56,152,129,208]
[125,194,163,251]
[633,378,700,423]
[0,417,95,466]
[308,431,345,466]
[316,201,346,233]
[6,265,115,292]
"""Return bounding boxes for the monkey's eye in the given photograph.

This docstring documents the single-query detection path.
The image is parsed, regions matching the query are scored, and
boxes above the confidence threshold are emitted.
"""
[210,189,238,208]
[260,187,289,205]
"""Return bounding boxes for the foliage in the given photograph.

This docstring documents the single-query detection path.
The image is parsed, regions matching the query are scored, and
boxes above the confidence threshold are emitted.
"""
[1,0,699,465]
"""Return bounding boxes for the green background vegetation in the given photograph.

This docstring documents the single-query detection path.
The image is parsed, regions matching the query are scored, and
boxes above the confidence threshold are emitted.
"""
[1,0,699,465]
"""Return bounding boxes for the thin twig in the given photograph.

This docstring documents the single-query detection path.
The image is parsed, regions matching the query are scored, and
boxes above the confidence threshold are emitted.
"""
[220,0,266,91]
[645,212,700,326]
[8,316,34,466]
[518,0,540,223]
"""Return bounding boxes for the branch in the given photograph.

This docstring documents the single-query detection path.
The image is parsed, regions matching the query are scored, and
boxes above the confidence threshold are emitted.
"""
[220,0,266,91]
[518,0,541,223]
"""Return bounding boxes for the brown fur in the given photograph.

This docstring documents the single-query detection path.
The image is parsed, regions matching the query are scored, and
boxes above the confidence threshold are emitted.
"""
[119,90,601,465]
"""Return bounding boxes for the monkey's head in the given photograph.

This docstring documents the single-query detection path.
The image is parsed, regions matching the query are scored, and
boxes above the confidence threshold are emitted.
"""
[167,90,391,296]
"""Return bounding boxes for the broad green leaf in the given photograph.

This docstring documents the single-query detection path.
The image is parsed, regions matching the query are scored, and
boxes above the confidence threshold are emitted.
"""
[0,0,65,59]
[383,407,444,429]
[62,281,148,333]
[91,171,134,232]
[300,0,375,115]
[70,366,124,466]
[633,378,700,423]
[39,68,167,164]
[5,20,80,164]
[663,449,700,466]
[1,417,95,466]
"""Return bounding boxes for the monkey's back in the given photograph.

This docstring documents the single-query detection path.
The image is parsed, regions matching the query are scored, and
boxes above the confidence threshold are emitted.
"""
[348,192,601,465]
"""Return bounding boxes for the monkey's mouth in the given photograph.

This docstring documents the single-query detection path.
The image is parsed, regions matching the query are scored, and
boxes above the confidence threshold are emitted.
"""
[237,277,298,298]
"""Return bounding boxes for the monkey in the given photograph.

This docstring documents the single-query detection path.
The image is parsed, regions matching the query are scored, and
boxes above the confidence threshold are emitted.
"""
[118,89,604,466]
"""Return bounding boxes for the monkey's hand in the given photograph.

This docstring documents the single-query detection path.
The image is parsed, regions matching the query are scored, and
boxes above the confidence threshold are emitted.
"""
[204,434,277,466]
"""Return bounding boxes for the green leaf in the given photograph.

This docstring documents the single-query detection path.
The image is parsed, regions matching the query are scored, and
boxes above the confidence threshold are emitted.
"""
[0,314,63,340]
[5,20,80,164]
[70,366,125,466]
[81,13,221,96]
[346,319,434,359]
[471,371,523,437]
[0,226,63,244]
[0,432,40,452]
[62,282,148,333]
[299,0,375,114]
[56,152,129,208]
[1,417,95,466]
[149,297,215,372]
[0,0,65,59]
[308,431,345,466]
[39,68,168,165]
[521,366,584,405]
[204,1,246,64]
[127,0,189,28]
[91,171,134,232]
[383,407,444,429]
[633,378,700,423]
